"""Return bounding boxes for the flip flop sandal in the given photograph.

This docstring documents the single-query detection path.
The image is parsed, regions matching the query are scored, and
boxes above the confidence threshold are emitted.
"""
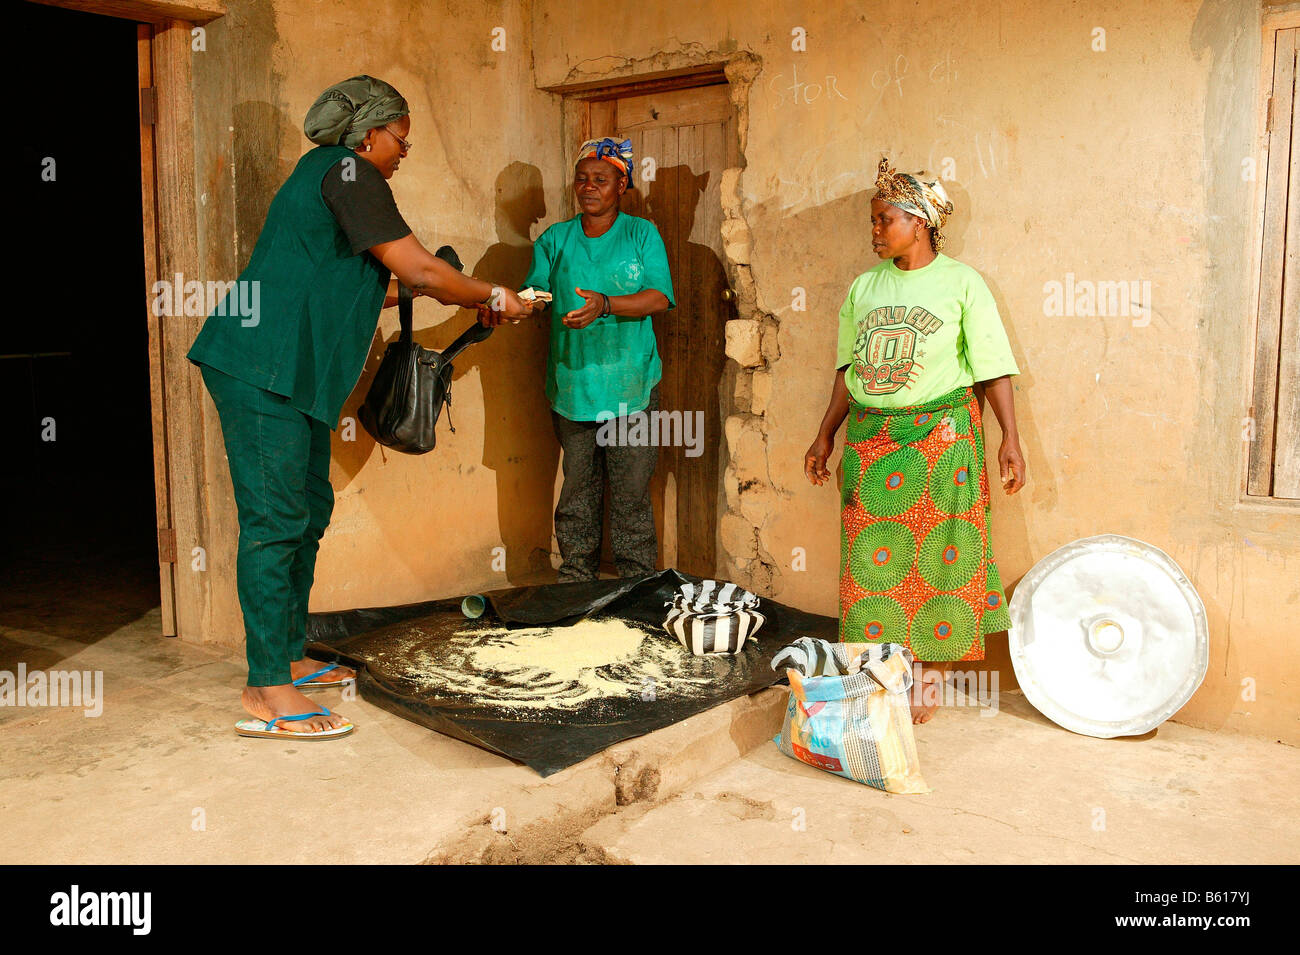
[291,662,355,689]
[235,707,354,740]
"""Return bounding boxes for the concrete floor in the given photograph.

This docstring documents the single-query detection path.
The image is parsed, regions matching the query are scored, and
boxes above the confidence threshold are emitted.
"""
[579,693,1299,864]
[2,605,1296,864]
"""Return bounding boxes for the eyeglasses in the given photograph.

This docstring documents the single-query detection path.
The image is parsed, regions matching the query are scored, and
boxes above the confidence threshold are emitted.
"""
[382,125,412,152]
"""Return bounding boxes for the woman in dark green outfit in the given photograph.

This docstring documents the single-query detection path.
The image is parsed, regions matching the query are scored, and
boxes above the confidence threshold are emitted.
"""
[188,76,532,739]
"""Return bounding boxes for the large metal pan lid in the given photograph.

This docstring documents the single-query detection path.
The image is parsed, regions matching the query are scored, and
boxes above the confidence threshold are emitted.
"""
[1008,534,1208,738]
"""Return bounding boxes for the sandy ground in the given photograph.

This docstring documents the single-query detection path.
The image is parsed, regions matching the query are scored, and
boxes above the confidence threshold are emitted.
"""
[2,607,1295,864]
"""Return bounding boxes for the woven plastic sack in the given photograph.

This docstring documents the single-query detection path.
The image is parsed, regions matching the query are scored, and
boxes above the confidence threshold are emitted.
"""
[663,579,765,655]
[771,637,929,794]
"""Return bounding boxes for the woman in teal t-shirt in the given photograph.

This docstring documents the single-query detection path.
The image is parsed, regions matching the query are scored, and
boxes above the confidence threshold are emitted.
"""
[804,158,1027,725]
[522,138,676,581]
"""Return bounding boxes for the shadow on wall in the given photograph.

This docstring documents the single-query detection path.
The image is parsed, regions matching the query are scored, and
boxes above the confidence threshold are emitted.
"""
[454,162,558,581]
[626,166,731,578]
[334,162,558,585]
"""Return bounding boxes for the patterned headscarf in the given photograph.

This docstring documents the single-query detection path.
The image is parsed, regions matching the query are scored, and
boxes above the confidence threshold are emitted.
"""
[304,75,409,149]
[874,157,955,252]
[576,137,634,181]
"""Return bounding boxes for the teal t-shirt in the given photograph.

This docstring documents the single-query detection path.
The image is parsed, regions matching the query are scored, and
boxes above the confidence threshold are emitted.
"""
[524,213,675,421]
[836,254,1020,408]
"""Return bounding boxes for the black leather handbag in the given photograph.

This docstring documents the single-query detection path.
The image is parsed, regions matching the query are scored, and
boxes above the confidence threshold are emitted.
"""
[358,247,493,454]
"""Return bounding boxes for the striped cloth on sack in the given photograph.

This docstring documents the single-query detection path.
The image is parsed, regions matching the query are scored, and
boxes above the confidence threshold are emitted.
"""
[770,637,929,794]
[662,579,766,655]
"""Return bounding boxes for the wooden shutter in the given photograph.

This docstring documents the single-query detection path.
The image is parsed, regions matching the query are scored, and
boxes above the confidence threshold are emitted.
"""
[1249,27,1300,499]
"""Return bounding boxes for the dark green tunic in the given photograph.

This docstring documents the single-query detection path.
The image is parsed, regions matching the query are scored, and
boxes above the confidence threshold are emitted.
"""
[187,145,390,428]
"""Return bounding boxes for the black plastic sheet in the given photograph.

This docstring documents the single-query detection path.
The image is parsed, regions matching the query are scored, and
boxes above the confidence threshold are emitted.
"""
[305,569,838,776]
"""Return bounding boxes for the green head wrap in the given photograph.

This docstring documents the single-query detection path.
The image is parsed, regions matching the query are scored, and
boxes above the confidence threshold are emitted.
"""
[304,75,409,149]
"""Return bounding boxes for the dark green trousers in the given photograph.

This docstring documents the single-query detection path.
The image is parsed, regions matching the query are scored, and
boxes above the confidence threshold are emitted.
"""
[200,364,333,686]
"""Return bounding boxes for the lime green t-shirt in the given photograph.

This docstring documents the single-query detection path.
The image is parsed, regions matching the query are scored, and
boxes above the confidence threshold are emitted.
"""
[524,213,675,421]
[836,254,1020,408]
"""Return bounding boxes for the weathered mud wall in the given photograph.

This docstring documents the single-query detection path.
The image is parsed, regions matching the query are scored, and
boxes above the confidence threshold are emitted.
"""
[527,0,1297,743]
[188,0,1296,742]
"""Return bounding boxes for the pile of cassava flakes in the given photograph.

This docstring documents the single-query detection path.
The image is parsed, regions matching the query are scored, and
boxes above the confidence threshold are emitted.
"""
[362,616,719,716]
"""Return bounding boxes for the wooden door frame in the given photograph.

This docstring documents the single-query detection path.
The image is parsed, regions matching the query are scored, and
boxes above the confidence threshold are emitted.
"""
[31,0,225,636]
[547,64,730,221]
[546,65,739,578]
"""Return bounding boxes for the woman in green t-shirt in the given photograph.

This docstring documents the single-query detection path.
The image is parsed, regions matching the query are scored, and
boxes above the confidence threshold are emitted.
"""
[520,138,676,582]
[804,158,1027,725]
[188,76,532,741]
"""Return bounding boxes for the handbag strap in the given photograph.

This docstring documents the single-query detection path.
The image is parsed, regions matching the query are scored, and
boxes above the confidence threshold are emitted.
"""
[398,283,414,343]
[442,320,494,363]
[397,245,460,347]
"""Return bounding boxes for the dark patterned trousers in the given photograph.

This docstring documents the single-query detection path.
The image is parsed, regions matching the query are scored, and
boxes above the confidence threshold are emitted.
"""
[551,386,659,582]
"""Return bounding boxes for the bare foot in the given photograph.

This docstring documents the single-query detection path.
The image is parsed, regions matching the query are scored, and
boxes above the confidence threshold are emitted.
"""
[911,661,951,724]
[242,684,350,733]
[289,658,355,684]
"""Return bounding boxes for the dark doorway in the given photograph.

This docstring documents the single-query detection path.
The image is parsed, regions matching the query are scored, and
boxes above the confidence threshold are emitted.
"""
[1,2,159,650]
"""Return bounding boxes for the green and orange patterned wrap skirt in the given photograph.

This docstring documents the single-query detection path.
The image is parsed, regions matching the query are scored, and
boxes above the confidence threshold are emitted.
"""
[839,386,1011,661]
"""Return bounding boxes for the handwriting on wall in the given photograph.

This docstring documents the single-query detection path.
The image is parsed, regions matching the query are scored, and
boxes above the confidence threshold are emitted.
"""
[762,49,1010,213]
[767,63,851,107]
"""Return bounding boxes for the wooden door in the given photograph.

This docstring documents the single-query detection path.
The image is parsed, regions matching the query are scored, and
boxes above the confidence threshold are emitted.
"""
[1248,25,1300,499]
[574,80,739,578]
[38,0,253,646]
